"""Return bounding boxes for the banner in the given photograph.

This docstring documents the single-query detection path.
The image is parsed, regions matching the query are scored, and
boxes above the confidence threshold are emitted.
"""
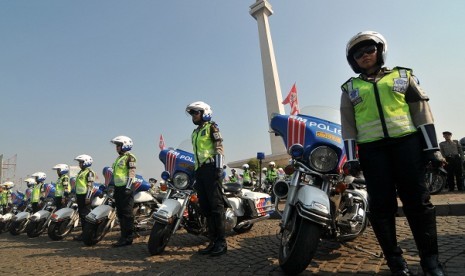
[282,83,300,115]
[159,134,166,151]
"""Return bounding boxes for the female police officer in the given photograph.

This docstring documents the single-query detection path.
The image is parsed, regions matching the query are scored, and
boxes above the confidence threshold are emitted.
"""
[340,31,444,275]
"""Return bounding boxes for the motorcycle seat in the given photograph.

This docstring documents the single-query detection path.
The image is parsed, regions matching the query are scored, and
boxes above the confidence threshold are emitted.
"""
[223,182,242,193]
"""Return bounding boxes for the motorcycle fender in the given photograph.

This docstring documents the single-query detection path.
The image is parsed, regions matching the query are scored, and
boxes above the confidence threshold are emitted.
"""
[14,211,31,221]
[227,197,244,216]
[31,210,51,220]
[52,207,75,221]
[153,198,181,220]
[2,213,13,220]
[134,191,155,203]
[297,185,330,216]
[91,196,105,208]
[88,205,113,221]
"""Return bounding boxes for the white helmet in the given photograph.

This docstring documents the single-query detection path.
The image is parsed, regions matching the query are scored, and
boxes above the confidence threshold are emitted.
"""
[186,101,213,122]
[262,167,268,172]
[74,154,93,168]
[53,164,69,175]
[111,135,133,151]
[242,164,249,170]
[1,181,14,189]
[32,172,47,182]
[269,161,276,167]
[346,31,387,74]
[24,177,36,188]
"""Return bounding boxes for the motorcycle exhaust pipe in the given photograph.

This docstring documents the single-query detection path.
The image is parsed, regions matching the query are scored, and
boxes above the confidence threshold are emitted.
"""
[273,180,289,199]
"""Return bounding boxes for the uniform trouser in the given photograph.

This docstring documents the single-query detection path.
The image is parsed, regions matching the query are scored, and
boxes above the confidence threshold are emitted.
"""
[195,163,226,245]
[76,194,91,231]
[32,202,40,213]
[55,196,63,210]
[359,133,439,264]
[114,186,135,242]
[445,156,463,191]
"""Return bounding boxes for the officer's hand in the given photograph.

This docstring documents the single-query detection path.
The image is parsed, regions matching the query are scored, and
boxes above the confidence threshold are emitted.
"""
[424,150,441,168]
[343,160,361,177]
[124,188,132,196]
[216,168,224,181]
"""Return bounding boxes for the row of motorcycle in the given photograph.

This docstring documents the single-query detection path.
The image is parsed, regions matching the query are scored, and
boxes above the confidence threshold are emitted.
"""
[1,106,373,275]
[0,167,160,245]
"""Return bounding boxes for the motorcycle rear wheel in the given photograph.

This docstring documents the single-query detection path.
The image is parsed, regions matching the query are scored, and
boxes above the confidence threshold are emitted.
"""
[82,218,109,246]
[9,219,27,236]
[48,218,74,241]
[26,218,46,238]
[147,221,175,255]
[278,211,322,275]
[425,172,446,195]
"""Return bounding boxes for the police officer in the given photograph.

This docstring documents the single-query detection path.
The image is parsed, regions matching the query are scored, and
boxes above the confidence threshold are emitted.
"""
[186,101,227,256]
[110,135,137,247]
[229,169,238,183]
[30,172,46,213]
[439,131,464,191]
[24,178,36,204]
[52,164,70,210]
[341,31,444,275]
[73,154,95,241]
[265,161,278,184]
[242,164,253,188]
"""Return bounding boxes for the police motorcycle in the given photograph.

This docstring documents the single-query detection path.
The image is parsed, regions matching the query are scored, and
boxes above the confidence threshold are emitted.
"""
[147,147,274,255]
[48,177,105,241]
[25,183,57,238]
[270,106,369,275]
[9,179,36,235]
[82,167,157,246]
[0,190,27,233]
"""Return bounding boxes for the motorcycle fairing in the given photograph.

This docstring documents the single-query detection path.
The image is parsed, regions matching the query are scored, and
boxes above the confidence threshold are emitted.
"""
[159,148,195,182]
[153,198,182,224]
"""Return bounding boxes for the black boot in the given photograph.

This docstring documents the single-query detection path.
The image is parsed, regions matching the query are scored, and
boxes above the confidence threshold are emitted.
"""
[198,216,217,255]
[369,215,412,276]
[209,212,227,257]
[404,206,444,276]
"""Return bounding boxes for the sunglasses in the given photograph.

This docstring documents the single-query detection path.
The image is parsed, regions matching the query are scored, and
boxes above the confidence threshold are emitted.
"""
[188,110,200,116]
[353,45,377,60]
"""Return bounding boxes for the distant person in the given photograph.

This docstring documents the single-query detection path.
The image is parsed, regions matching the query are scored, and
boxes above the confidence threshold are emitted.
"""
[52,164,70,210]
[340,30,444,275]
[110,135,137,247]
[73,154,95,241]
[30,172,46,213]
[186,101,227,256]
[242,164,253,188]
[439,131,464,191]
[229,169,238,183]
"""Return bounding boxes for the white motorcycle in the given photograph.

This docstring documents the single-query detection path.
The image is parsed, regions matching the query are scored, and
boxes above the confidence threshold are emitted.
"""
[48,190,105,241]
[25,197,57,238]
[147,148,274,255]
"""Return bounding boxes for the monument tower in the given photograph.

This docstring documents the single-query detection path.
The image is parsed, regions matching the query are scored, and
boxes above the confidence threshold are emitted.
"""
[250,0,286,155]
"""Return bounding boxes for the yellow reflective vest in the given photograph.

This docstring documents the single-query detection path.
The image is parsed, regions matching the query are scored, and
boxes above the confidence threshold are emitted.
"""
[75,168,94,195]
[192,122,215,170]
[112,152,136,187]
[55,174,70,197]
[342,67,417,143]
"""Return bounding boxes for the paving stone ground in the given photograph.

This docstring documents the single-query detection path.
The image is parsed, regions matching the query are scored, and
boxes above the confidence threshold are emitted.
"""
[0,192,464,275]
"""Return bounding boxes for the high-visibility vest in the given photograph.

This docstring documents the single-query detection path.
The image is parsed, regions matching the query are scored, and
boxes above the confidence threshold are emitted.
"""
[112,152,136,187]
[75,168,94,195]
[342,67,417,143]
[192,122,215,170]
[55,174,70,197]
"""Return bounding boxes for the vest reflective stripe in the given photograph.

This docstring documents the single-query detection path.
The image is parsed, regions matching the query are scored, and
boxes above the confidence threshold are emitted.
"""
[192,122,215,170]
[112,153,135,187]
[344,68,417,143]
[75,169,93,195]
[55,175,70,197]
[31,184,43,203]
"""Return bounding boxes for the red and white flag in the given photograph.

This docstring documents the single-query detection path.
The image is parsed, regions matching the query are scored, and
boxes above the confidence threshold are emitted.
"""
[158,134,166,151]
[282,83,300,115]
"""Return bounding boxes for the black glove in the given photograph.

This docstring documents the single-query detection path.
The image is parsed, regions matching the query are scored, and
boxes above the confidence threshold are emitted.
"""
[424,150,441,168]
[124,188,133,195]
[216,168,224,181]
[343,160,361,177]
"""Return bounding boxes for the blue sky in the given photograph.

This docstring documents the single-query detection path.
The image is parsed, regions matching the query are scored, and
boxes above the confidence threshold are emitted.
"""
[2,1,465,191]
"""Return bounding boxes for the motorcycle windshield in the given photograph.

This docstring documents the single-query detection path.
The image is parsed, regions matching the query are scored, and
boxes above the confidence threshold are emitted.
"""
[270,105,346,171]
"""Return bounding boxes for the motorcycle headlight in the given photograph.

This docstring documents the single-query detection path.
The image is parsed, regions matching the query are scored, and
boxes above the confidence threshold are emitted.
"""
[309,146,339,173]
[173,172,190,190]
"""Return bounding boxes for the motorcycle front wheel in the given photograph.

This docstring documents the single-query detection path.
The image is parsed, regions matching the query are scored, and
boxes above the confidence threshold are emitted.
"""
[425,172,446,195]
[48,218,74,241]
[26,218,46,238]
[147,221,175,255]
[82,218,109,246]
[278,211,322,275]
[9,219,27,236]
